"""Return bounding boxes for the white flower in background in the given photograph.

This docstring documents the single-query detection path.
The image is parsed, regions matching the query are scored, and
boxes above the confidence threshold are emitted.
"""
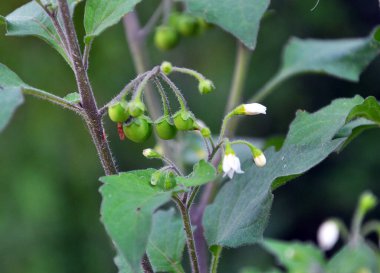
[254,152,267,167]
[239,103,267,115]
[317,220,339,251]
[222,153,244,179]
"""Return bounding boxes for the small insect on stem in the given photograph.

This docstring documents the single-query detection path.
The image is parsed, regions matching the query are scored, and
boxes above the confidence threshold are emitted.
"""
[117,123,125,141]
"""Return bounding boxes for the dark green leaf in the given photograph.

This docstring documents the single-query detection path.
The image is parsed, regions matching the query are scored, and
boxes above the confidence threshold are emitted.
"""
[262,239,326,272]
[184,0,270,50]
[326,241,379,273]
[99,169,172,273]
[2,0,81,67]
[272,27,380,84]
[176,160,217,187]
[84,0,142,43]
[147,209,186,273]
[204,96,380,248]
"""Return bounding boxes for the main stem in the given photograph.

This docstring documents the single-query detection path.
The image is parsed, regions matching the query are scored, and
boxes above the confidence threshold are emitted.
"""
[173,195,200,273]
[57,0,117,176]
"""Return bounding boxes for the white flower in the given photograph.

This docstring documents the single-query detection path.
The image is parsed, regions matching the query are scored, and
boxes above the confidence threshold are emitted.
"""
[317,220,339,251]
[222,154,244,179]
[254,153,267,167]
[243,103,267,115]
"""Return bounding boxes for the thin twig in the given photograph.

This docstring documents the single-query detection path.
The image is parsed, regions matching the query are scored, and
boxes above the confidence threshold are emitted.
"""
[139,2,164,38]
[99,71,149,115]
[83,40,93,71]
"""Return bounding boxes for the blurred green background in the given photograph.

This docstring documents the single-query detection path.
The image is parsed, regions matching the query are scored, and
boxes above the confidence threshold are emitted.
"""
[1,0,380,272]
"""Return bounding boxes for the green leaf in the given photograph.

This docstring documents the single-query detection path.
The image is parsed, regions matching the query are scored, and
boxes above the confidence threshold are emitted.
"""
[184,0,270,50]
[114,253,137,273]
[0,64,27,133]
[84,0,142,43]
[99,169,172,273]
[176,160,217,187]
[63,92,81,104]
[326,241,379,273]
[0,87,24,133]
[204,96,380,248]
[273,27,380,84]
[2,0,82,67]
[147,209,186,273]
[346,96,380,124]
[262,239,325,272]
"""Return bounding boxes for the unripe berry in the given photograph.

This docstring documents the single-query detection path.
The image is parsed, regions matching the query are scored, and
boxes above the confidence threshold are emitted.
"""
[200,127,211,138]
[129,100,145,117]
[108,102,129,122]
[123,116,152,143]
[160,61,173,75]
[173,110,196,131]
[198,79,215,94]
[176,14,198,37]
[359,191,378,214]
[154,26,179,51]
[155,115,177,140]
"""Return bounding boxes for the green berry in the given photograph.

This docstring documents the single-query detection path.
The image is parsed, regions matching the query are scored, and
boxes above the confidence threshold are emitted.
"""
[108,102,129,122]
[198,79,215,94]
[129,100,145,117]
[176,14,198,37]
[359,191,378,214]
[155,115,177,140]
[195,18,209,35]
[160,61,173,75]
[173,110,196,131]
[154,26,179,51]
[123,116,152,143]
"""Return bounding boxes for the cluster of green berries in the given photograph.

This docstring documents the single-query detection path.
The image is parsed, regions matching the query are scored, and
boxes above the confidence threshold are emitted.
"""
[154,12,210,51]
[108,99,203,143]
[108,62,214,143]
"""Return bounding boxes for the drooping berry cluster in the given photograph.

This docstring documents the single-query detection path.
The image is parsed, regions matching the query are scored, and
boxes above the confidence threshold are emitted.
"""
[154,11,211,51]
[107,62,214,143]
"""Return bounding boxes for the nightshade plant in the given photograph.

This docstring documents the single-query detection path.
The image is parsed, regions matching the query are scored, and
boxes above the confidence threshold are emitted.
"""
[1,1,380,273]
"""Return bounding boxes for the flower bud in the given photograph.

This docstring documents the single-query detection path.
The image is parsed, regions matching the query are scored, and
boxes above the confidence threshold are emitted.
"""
[129,100,146,117]
[160,61,173,75]
[234,103,267,116]
[198,79,215,94]
[317,220,339,251]
[359,191,378,215]
[151,170,163,186]
[142,148,161,159]
[253,151,266,167]
[201,127,211,138]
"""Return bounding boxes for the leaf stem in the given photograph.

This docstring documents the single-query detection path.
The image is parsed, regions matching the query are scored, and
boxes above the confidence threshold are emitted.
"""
[139,1,164,38]
[209,246,222,273]
[248,72,287,103]
[83,39,93,71]
[225,42,252,114]
[172,195,201,273]
[22,87,83,114]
